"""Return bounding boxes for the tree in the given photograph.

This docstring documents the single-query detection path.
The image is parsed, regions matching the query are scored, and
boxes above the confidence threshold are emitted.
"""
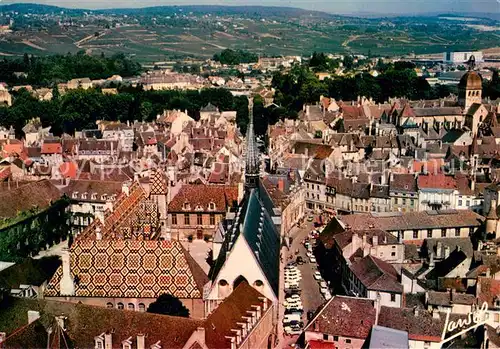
[147,293,190,317]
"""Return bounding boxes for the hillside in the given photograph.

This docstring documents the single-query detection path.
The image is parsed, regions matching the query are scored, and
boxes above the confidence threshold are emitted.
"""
[0,3,498,63]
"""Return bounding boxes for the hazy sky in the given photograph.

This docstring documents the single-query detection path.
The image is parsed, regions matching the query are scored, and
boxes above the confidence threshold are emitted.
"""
[2,0,499,14]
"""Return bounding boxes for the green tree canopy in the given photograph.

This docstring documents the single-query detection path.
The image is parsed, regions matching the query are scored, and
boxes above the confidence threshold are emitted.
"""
[147,293,190,317]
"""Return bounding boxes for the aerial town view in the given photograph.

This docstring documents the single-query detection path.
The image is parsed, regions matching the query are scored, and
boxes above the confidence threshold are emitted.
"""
[0,0,499,348]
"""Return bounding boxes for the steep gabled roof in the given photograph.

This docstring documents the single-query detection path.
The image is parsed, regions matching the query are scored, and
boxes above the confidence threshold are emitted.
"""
[209,189,280,298]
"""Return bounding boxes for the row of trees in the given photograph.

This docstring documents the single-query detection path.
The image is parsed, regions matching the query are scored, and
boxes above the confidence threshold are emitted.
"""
[271,63,459,115]
[0,86,251,137]
[0,52,142,87]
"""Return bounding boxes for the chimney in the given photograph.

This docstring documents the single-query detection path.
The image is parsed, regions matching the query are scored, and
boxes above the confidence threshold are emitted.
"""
[374,292,381,325]
[104,332,112,349]
[278,178,285,192]
[432,309,440,320]
[362,234,367,247]
[137,334,145,349]
[436,241,443,258]
[429,251,435,267]
[486,268,491,278]
[259,297,268,311]
[372,235,378,246]
[444,245,451,259]
[60,248,75,296]
[96,227,102,240]
[27,310,40,324]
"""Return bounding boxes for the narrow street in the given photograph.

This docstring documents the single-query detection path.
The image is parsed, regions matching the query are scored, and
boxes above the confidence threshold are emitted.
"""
[278,217,326,348]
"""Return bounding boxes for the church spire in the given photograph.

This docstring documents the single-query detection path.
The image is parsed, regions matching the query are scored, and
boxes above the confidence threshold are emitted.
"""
[245,97,260,190]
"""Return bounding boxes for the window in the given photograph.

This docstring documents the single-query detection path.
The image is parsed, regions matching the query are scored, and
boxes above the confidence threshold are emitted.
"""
[210,213,215,225]
[402,198,406,205]
[455,228,460,237]
[495,314,500,323]
[345,339,351,344]
[139,303,146,312]
[391,293,396,302]
[413,230,418,239]
[333,336,339,341]
[323,334,329,341]
[395,198,398,204]
[106,302,113,308]
[184,213,190,225]
[209,202,215,210]
[466,200,470,207]
[307,183,309,189]
[410,199,414,207]
[427,229,432,238]
[441,229,446,237]
[197,213,202,225]
[424,341,431,348]
[96,339,104,349]
[123,343,131,349]
[391,252,396,257]
[458,199,463,206]
[117,302,124,310]
[172,214,177,225]
[128,303,135,311]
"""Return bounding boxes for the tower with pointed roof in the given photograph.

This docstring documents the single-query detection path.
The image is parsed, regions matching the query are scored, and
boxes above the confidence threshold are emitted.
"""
[245,97,260,192]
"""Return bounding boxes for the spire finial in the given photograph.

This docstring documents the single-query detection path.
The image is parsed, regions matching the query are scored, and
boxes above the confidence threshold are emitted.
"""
[245,96,259,190]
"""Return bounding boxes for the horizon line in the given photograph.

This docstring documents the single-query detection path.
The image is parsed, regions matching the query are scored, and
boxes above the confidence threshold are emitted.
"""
[0,1,495,17]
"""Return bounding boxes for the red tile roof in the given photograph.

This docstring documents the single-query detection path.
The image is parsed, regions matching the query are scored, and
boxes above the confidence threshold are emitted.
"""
[58,162,78,179]
[350,255,403,293]
[308,340,336,349]
[204,282,270,349]
[168,184,237,212]
[417,173,457,190]
[306,296,375,339]
[41,142,62,154]
[0,180,62,218]
[412,159,444,174]
[477,277,500,307]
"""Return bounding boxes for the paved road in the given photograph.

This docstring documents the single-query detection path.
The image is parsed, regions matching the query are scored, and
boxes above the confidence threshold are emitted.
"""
[277,218,327,348]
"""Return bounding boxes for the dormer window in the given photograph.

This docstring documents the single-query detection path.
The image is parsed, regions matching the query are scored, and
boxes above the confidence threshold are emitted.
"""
[82,192,88,200]
[122,337,132,349]
[94,334,105,349]
[72,192,79,199]
[209,202,216,211]
[91,193,97,200]
[101,194,108,201]
[183,202,190,210]
[195,205,203,211]
[495,297,500,308]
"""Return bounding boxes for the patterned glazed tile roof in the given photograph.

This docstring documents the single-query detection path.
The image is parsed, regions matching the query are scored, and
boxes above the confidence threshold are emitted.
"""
[149,169,167,195]
[45,240,207,299]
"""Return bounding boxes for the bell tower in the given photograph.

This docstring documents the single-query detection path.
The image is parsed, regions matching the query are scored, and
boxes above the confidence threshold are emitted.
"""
[459,55,483,110]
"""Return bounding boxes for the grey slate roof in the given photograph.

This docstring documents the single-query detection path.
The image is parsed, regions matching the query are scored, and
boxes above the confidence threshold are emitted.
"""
[209,189,280,297]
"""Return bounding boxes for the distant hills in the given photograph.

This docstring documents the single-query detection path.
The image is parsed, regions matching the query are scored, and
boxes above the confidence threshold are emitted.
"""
[1,3,499,21]
[0,3,340,18]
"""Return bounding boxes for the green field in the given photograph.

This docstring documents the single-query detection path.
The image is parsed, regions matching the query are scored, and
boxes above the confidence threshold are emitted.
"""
[0,6,499,64]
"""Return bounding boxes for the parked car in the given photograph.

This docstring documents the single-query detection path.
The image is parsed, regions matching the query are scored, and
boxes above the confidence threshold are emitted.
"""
[296,256,305,265]
[285,307,304,314]
[283,299,302,308]
[320,281,327,288]
[324,290,332,300]
[307,216,314,222]
[285,275,301,283]
[320,285,329,294]
[283,313,302,324]
[309,256,317,263]
[284,325,302,335]
[314,271,322,280]
[306,251,313,258]
[286,294,301,301]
